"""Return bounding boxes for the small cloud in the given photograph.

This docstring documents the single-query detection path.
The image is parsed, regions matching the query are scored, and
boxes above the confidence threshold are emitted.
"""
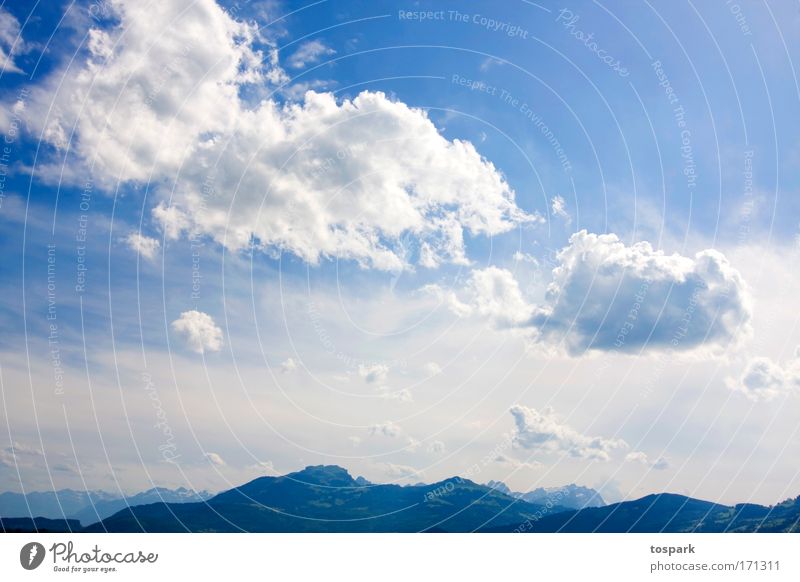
[652,457,670,471]
[427,440,446,454]
[426,266,534,327]
[423,362,442,376]
[377,387,413,403]
[494,454,542,469]
[624,451,648,464]
[347,436,361,448]
[152,202,191,240]
[727,356,800,402]
[479,57,506,71]
[282,79,335,100]
[280,358,297,373]
[3,442,43,457]
[512,251,539,265]
[247,460,274,473]
[377,462,420,479]
[550,195,571,224]
[171,310,224,354]
[286,39,335,69]
[625,451,670,470]
[205,452,226,467]
[124,232,161,261]
[359,363,389,384]
[369,421,401,438]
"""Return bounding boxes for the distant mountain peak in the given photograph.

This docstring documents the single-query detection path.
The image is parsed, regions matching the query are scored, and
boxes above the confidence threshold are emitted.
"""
[287,465,356,487]
[486,480,513,495]
[483,480,606,509]
[520,483,606,509]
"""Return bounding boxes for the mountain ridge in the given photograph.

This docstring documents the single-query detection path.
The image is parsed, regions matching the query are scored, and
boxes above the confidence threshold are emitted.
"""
[3,465,798,533]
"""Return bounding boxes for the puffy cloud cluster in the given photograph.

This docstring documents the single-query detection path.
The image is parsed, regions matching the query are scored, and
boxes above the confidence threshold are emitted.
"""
[124,233,160,261]
[531,231,751,354]
[358,363,389,384]
[368,421,401,438]
[437,231,751,355]
[426,266,533,327]
[171,310,224,354]
[509,405,627,461]
[17,0,533,271]
[728,356,800,402]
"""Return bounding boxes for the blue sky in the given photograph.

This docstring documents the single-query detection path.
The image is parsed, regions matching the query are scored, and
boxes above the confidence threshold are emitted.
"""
[1,0,799,506]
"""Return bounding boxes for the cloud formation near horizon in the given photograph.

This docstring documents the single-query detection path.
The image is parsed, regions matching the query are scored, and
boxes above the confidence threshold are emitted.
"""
[510,405,627,461]
[728,356,800,401]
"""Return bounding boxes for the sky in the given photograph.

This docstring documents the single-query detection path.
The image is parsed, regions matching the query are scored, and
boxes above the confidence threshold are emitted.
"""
[0,0,799,506]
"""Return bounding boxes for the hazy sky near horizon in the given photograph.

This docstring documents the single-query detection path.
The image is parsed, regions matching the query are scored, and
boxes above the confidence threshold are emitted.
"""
[1,0,799,506]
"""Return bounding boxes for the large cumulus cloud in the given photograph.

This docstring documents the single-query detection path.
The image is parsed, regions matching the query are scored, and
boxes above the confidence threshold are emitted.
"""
[14,0,534,271]
[532,231,751,354]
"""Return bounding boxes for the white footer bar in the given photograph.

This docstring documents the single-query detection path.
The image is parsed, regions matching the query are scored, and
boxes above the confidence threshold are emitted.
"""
[1,533,796,581]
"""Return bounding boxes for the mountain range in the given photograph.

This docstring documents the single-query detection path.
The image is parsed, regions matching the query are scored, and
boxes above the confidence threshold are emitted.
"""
[2,465,798,533]
[0,486,211,525]
[486,480,605,509]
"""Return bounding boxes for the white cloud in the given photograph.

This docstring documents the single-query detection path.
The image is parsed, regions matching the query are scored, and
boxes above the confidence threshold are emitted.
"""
[479,57,505,71]
[0,7,26,74]
[494,454,542,469]
[1,441,44,469]
[550,195,571,224]
[423,361,442,376]
[512,250,538,265]
[652,457,670,470]
[531,231,751,354]
[4,441,43,456]
[171,310,224,353]
[727,356,800,402]
[427,266,534,327]
[247,460,274,473]
[427,440,446,454]
[16,0,533,272]
[441,231,750,355]
[286,39,335,69]
[377,387,413,403]
[359,363,389,384]
[368,421,401,438]
[124,232,161,261]
[510,405,627,461]
[377,462,420,479]
[205,452,226,466]
[280,358,298,373]
[625,451,669,470]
